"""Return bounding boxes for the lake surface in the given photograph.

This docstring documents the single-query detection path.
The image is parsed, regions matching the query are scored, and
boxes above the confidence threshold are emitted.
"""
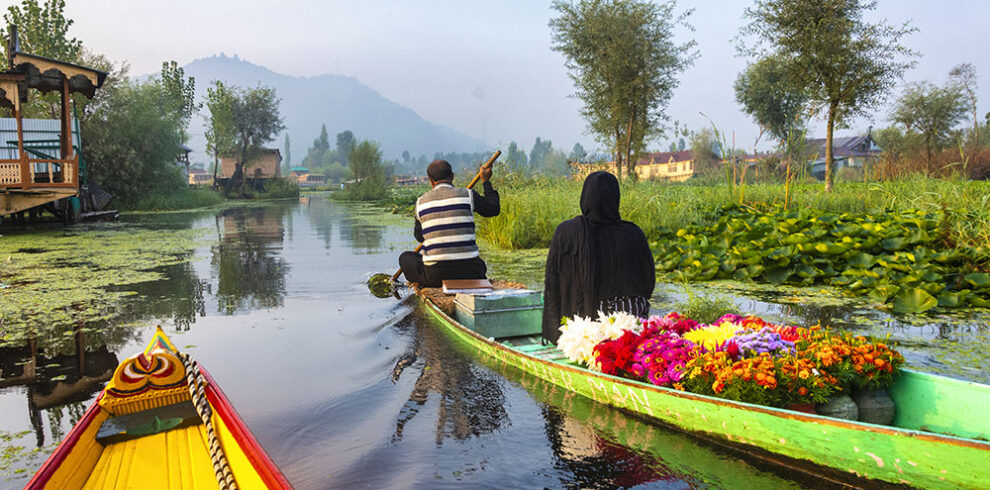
[1,194,987,488]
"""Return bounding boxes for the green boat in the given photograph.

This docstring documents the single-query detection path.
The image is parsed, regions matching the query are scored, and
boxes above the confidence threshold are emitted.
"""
[417,293,990,489]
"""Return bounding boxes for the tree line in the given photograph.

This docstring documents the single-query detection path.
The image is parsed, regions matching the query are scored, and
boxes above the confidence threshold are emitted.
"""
[549,0,990,188]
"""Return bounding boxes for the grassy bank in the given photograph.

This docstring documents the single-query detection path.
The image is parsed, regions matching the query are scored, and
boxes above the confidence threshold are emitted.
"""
[118,178,302,213]
[119,186,226,212]
[476,176,990,251]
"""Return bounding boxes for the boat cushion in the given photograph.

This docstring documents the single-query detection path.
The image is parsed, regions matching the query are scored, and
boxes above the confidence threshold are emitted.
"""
[96,401,201,445]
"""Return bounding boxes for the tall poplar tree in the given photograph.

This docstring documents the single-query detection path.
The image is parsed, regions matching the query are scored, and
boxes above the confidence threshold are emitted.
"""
[550,0,696,179]
[739,0,916,191]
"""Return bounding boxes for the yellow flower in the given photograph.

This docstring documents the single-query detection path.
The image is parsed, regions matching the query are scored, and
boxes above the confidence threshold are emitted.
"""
[683,322,738,351]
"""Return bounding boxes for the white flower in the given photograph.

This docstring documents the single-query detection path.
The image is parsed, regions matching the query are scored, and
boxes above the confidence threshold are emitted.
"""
[557,311,644,368]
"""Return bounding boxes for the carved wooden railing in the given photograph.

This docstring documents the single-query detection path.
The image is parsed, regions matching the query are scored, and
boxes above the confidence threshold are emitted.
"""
[0,156,77,189]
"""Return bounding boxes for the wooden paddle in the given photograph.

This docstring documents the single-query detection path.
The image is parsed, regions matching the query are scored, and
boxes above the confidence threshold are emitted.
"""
[390,149,501,282]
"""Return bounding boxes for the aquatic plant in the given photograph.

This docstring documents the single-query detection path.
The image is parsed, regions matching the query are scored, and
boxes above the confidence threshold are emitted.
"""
[674,288,737,324]
[654,205,990,313]
[0,225,211,352]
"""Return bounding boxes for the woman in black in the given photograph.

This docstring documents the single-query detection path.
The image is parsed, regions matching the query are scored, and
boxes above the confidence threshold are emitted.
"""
[542,171,656,344]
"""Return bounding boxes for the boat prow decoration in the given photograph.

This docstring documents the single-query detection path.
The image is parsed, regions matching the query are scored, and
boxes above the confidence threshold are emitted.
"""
[27,326,293,489]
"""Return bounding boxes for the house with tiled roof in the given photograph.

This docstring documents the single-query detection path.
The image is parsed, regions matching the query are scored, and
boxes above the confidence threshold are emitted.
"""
[807,134,881,179]
[570,150,696,181]
[633,150,695,181]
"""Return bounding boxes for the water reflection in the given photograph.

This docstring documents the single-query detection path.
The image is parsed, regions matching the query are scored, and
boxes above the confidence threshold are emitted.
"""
[338,208,386,253]
[121,261,209,331]
[212,206,290,314]
[0,332,118,447]
[302,195,336,248]
[390,312,509,444]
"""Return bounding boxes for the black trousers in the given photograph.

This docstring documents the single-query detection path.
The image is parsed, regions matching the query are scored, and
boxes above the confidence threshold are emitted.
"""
[398,252,488,288]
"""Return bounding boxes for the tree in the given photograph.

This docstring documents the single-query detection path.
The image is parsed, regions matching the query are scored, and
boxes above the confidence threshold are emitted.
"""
[569,142,587,162]
[204,80,236,185]
[315,124,330,153]
[544,149,570,176]
[336,130,355,166]
[891,81,967,175]
[402,150,410,163]
[208,84,285,195]
[551,0,696,180]
[2,0,83,118]
[689,127,720,175]
[505,141,528,174]
[734,55,808,145]
[348,140,387,199]
[949,63,980,144]
[83,81,186,206]
[283,133,291,170]
[529,137,553,173]
[739,0,916,191]
[156,61,199,142]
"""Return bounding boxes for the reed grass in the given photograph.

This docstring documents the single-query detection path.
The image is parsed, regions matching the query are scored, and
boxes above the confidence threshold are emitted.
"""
[477,175,990,251]
[123,186,225,211]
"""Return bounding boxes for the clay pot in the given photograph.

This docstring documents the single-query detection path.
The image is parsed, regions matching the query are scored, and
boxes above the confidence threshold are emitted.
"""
[815,394,859,421]
[853,387,895,425]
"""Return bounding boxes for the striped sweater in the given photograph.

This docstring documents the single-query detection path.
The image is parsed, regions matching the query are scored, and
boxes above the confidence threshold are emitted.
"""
[416,184,479,265]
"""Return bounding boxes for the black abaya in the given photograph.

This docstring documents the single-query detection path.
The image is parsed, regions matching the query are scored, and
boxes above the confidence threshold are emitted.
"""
[542,172,656,343]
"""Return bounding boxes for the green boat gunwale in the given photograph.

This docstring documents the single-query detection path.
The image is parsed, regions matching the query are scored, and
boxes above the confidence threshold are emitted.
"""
[418,295,990,482]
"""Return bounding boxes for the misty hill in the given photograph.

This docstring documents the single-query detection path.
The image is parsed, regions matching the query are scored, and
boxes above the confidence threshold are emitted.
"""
[181,54,487,162]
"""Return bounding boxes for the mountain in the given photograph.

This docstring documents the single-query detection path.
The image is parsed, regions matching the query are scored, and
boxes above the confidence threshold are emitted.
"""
[181,54,487,163]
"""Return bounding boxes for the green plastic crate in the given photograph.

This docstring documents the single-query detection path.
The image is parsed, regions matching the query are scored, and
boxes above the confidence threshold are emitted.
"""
[453,289,543,339]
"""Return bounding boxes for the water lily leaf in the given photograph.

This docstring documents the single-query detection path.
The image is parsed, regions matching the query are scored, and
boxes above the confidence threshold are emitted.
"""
[882,237,907,251]
[963,273,990,289]
[763,267,793,284]
[847,252,875,269]
[892,287,938,314]
[967,296,990,308]
[782,233,810,245]
[814,242,849,255]
[795,264,820,279]
[937,291,965,307]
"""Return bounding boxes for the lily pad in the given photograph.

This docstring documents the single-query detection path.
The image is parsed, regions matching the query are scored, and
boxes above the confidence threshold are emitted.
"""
[892,288,938,314]
[964,273,990,289]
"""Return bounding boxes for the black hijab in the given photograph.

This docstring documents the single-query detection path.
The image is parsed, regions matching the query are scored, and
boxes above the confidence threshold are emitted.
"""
[580,171,621,224]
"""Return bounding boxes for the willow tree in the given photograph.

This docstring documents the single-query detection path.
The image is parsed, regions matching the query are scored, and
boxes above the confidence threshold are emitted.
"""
[739,0,916,191]
[891,81,967,175]
[734,55,808,146]
[205,82,284,195]
[205,80,236,185]
[550,0,696,179]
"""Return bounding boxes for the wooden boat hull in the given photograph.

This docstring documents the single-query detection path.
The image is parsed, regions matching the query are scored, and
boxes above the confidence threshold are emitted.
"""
[419,296,990,489]
[27,328,292,489]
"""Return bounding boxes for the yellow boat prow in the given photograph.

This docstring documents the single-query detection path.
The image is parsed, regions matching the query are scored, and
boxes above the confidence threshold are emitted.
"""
[28,327,292,489]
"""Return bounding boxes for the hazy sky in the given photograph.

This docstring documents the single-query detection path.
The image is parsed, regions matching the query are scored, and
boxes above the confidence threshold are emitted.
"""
[64,0,990,156]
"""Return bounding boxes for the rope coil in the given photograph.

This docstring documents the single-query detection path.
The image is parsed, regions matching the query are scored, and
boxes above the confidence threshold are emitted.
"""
[179,352,239,490]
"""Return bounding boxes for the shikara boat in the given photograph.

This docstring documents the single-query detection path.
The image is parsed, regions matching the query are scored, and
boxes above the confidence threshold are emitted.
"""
[417,293,990,489]
[27,327,292,489]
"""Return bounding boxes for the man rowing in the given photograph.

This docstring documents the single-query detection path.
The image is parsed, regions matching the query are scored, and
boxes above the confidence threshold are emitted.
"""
[398,159,500,287]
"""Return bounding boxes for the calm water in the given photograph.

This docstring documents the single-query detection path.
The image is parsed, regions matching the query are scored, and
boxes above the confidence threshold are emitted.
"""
[4,195,977,488]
